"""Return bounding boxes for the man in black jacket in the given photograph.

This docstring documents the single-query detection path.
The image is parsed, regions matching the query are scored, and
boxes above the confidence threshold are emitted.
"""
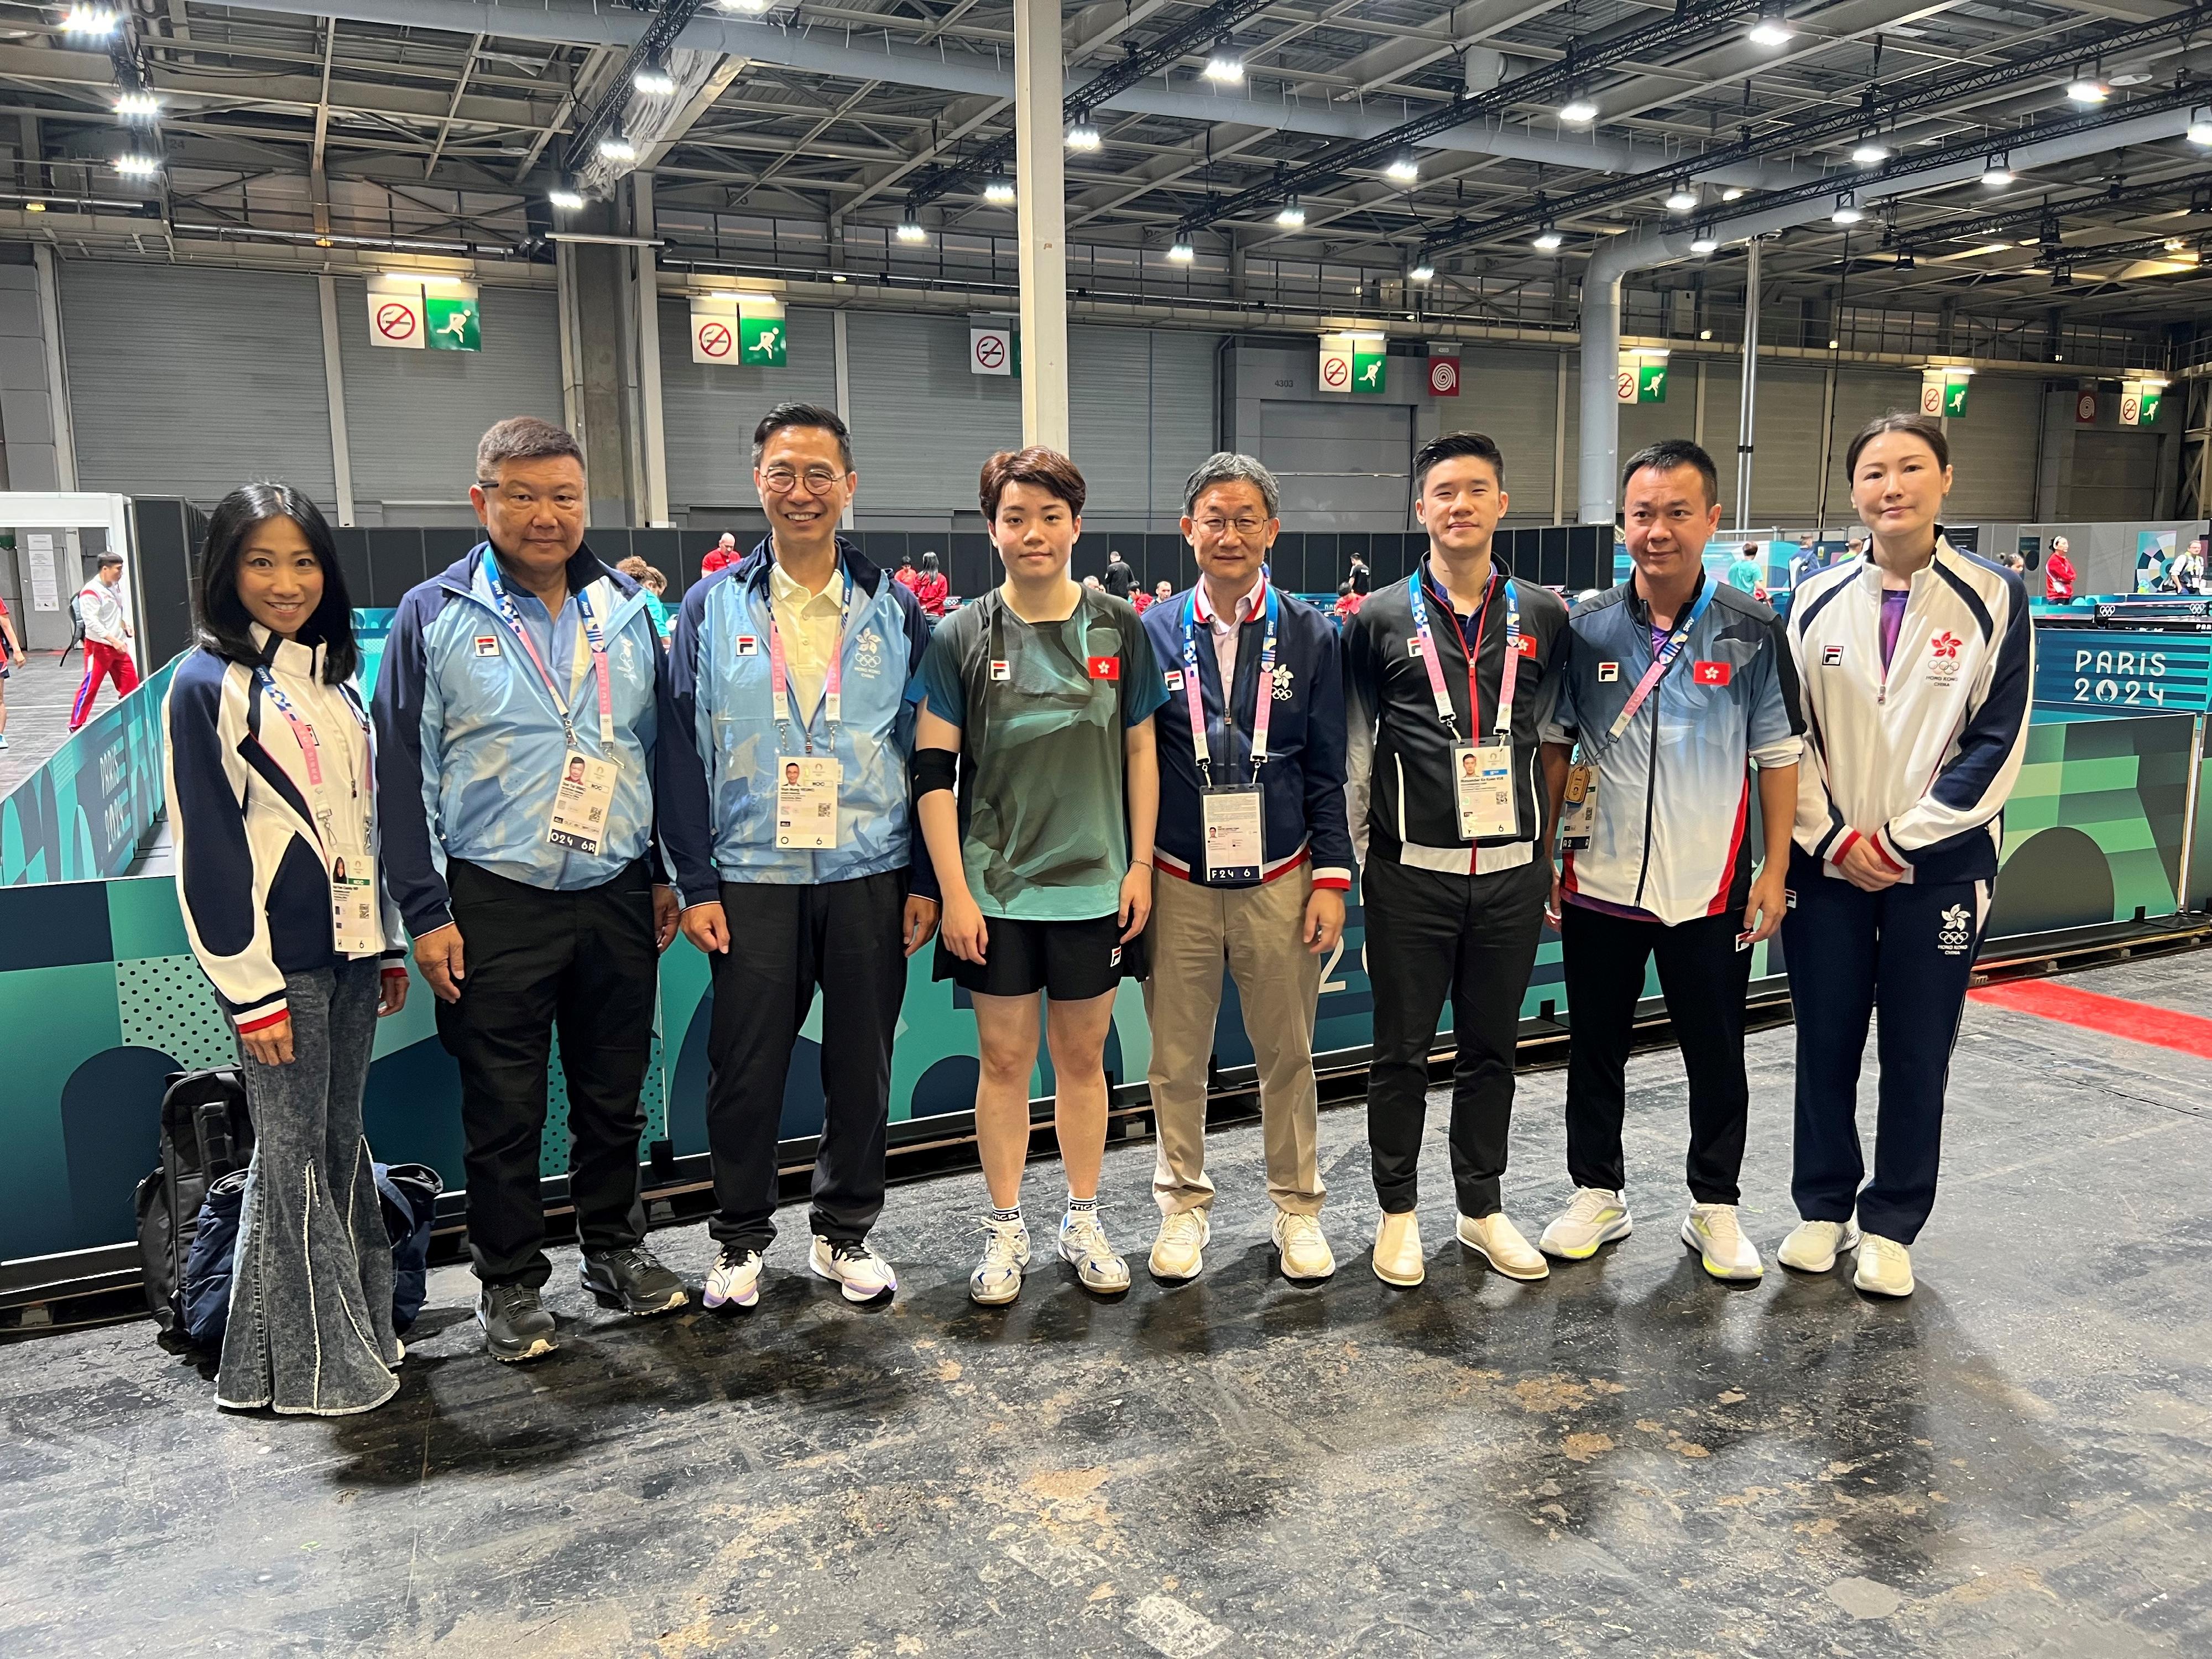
[1343,431,1569,1288]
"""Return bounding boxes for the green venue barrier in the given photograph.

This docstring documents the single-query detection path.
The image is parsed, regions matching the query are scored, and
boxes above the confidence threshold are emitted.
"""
[3,617,2208,1271]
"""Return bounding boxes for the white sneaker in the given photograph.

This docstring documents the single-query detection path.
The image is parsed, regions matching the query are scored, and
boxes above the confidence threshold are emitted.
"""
[1272,1209,1336,1281]
[703,1245,763,1310]
[1681,1203,1764,1281]
[1372,1210,1425,1286]
[1853,1232,1916,1297]
[1455,1211,1550,1281]
[808,1236,898,1302]
[1539,1188,1634,1260]
[969,1217,1031,1306]
[1058,1208,1131,1295]
[1778,1215,1861,1274]
[1148,1209,1209,1281]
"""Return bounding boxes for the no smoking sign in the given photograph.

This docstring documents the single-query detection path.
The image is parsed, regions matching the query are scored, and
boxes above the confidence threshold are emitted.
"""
[696,320,733,359]
[1321,355,1350,389]
[969,325,1015,377]
[366,288,426,349]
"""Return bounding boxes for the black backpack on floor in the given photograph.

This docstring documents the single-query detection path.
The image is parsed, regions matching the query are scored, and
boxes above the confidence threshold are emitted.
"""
[134,1067,253,1342]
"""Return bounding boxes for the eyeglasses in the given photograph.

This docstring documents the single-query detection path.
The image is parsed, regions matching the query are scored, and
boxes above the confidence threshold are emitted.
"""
[761,466,846,495]
[1194,516,1267,536]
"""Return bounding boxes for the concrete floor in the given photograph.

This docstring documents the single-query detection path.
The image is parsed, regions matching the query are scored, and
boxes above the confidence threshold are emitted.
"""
[0,644,103,794]
[4,951,2210,1657]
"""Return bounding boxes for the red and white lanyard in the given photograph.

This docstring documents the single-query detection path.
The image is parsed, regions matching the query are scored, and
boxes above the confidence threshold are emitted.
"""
[1406,561,1518,738]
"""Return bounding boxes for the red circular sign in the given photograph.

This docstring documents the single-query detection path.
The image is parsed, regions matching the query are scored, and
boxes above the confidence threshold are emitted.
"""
[374,301,416,341]
[698,321,733,358]
[974,333,1007,369]
[1321,354,1349,388]
[1429,358,1459,395]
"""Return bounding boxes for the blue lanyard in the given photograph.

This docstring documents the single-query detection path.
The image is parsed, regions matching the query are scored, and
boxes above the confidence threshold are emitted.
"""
[1605,578,1718,743]
[1180,581,1279,782]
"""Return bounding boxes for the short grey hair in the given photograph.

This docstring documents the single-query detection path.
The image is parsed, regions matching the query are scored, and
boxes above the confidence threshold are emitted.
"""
[1183,452,1280,520]
[477,416,583,485]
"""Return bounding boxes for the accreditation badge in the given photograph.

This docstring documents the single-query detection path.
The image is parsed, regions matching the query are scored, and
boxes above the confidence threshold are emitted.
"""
[1561,762,1598,851]
[1200,785,1264,883]
[546,750,620,854]
[1453,742,1517,842]
[775,754,842,850]
[330,862,378,954]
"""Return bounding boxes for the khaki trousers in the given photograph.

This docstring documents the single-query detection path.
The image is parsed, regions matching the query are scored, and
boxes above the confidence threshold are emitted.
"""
[1142,866,1326,1217]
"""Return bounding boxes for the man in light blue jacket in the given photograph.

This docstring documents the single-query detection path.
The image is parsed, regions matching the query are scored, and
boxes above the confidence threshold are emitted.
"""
[659,403,939,1312]
[374,416,686,1363]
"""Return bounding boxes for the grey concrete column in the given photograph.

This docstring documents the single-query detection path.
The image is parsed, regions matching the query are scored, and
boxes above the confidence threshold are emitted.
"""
[1734,236,1762,531]
[1011,0,1069,452]
[317,274,356,525]
[630,172,670,527]
[1577,272,1620,525]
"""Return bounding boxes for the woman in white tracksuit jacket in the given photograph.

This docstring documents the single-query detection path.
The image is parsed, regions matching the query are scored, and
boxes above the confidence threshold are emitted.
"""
[1776,413,2033,1298]
[165,483,412,1413]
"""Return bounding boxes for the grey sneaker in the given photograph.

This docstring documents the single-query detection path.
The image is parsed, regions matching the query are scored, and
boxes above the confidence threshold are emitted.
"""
[477,1283,557,1363]
[971,1216,1031,1306]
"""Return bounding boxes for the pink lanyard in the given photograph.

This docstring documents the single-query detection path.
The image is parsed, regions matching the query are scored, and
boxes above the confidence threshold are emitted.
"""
[1408,563,1517,738]
[765,568,852,754]
[257,666,369,854]
[1182,578,1277,780]
[483,552,616,748]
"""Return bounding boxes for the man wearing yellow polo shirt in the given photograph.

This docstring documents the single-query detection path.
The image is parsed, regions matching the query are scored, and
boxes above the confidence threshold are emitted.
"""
[659,403,940,1311]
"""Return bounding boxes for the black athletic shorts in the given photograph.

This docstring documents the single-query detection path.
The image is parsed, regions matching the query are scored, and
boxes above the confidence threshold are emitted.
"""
[933,911,1146,1000]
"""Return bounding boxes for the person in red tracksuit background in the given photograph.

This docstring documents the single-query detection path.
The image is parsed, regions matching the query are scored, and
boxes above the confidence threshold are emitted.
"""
[71,552,139,731]
[2043,536,2075,603]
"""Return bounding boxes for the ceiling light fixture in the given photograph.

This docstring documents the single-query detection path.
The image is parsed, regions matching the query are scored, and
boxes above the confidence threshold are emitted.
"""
[983,176,1016,204]
[1665,184,1697,212]
[1275,197,1305,228]
[1895,247,1914,270]
[895,212,927,242]
[114,90,161,119]
[1202,42,1244,84]
[715,0,772,12]
[1066,117,1102,152]
[1409,256,1434,281]
[1831,193,1864,226]
[2189,117,2212,147]
[1850,139,1888,166]
[1689,229,1719,254]
[1532,225,1563,252]
[1385,154,1420,184]
[2166,237,2188,252]
[1980,156,2014,187]
[1167,237,1196,263]
[1720,185,1746,202]
[1748,2,1792,47]
[1558,95,1598,127]
[112,153,160,178]
[598,133,637,163]
[2066,70,2109,105]
[547,187,585,211]
[62,6,117,36]
[633,58,676,97]
[1698,328,1713,340]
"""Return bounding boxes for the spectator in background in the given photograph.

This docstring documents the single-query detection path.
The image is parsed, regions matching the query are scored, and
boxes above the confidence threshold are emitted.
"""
[701,532,740,577]
[1727,545,1764,596]
[912,551,950,620]
[616,556,673,638]
[1347,552,1371,596]
[2043,536,2076,602]
[893,551,920,593]
[70,552,138,731]
[1333,580,1363,619]
[1152,579,1173,611]
[1083,574,1103,590]
[0,587,20,749]
[1998,550,2026,576]
[1103,548,1136,599]
[2173,536,2206,596]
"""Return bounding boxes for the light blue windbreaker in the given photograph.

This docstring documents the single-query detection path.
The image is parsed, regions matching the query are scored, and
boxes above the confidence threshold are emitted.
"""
[372,544,675,936]
[656,538,936,901]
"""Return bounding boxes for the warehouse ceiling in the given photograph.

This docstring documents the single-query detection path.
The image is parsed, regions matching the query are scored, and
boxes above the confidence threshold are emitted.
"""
[2,0,2208,335]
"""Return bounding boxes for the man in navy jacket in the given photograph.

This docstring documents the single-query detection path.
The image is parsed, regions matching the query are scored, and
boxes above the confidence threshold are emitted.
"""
[1140,453,1352,1285]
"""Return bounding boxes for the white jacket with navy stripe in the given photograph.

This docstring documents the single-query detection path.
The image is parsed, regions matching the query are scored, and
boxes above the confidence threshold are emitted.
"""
[164,630,404,1032]
[1786,539,2033,886]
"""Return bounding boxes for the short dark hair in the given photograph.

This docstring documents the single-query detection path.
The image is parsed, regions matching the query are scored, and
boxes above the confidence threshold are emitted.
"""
[1844,411,1949,478]
[1413,431,1505,492]
[1621,438,1720,509]
[194,482,357,686]
[753,402,853,472]
[979,446,1087,519]
[97,552,124,570]
[476,416,582,486]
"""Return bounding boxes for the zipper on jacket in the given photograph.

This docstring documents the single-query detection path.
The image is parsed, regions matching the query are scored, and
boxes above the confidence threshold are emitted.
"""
[1631,702,1659,909]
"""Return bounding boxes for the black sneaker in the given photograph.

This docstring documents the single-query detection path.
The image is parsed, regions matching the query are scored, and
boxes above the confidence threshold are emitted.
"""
[477,1283,557,1363]
[580,1245,689,1315]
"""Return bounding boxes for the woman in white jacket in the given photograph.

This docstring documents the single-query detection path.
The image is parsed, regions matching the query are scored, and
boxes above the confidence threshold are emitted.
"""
[1776,414,2032,1298]
[164,483,411,1413]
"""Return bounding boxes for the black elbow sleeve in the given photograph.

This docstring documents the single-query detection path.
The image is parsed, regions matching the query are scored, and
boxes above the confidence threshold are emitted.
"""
[912,747,958,800]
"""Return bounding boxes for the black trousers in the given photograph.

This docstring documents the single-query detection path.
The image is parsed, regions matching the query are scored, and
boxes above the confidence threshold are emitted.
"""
[1560,902,1752,1205]
[705,872,907,1251]
[1364,853,1548,1217]
[1782,853,1987,1245]
[437,859,656,1288]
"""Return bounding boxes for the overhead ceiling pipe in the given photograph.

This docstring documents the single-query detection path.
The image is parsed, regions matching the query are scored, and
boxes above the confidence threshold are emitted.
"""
[1576,102,2201,525]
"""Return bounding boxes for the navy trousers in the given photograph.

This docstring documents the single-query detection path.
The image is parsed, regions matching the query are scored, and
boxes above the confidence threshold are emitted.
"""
[1781,849,1989,1246]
